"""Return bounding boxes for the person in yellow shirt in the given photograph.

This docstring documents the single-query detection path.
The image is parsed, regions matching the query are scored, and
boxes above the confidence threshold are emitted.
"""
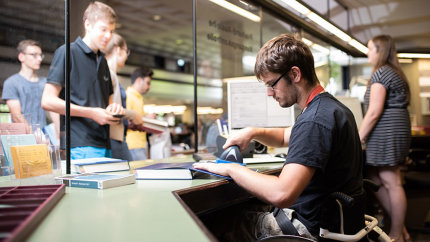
[126,67,152,161]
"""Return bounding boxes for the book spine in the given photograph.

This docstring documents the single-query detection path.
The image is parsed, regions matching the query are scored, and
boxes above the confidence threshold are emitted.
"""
[70,180,100,189]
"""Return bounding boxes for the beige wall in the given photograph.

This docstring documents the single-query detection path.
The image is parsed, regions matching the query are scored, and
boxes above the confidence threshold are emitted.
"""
[402,59,430,126]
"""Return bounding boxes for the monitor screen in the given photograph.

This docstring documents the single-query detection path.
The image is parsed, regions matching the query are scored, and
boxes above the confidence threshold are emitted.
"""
[226,77,296,132]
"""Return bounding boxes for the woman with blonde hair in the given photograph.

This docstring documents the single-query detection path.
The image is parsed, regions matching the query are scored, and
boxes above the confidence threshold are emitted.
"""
[359,35,411,242]
[105,33,142,161]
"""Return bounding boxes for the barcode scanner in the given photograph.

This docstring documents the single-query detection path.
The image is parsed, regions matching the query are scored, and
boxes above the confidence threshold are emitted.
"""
[216,145,244,164]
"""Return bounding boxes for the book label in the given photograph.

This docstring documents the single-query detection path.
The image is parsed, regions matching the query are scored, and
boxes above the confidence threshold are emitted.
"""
[70,180,99,189]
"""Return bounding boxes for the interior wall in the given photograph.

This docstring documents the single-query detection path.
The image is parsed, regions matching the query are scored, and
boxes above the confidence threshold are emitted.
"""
[418,59,430,125]
[403,59,430,126]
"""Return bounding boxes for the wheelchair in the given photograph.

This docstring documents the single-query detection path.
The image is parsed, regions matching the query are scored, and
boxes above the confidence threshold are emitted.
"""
[259,180,391,242]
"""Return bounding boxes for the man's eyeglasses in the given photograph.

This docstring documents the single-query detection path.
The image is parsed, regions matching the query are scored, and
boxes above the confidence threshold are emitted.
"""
[23,53,45,60]
[266,68,290,91]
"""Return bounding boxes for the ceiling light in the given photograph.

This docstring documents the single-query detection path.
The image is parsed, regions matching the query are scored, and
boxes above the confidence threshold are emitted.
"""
[398,58,413,63]
[177,59,185,67]
[348,39,368,54]
[209,0,261,22]
[275,0,368,54]
[397,53,430,59]
[302,37,330,55]
[153,15,162,21]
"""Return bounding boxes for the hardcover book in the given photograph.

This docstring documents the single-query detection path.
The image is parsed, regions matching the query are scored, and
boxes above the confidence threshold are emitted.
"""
[134,162,195,180]
[71,157,130,173]
[129,117,168,135]
[56,173,136,189]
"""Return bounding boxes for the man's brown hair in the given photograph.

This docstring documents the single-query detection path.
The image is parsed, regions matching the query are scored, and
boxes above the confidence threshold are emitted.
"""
[17,39,41,54]
[254,33,318,86]
[83,1,116,25]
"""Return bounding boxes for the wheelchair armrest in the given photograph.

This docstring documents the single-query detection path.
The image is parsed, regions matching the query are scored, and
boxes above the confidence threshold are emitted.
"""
[363,179,380,192]
[329,192,355,207]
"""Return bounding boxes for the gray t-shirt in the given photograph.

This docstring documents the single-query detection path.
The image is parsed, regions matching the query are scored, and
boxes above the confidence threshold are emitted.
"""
[1,73,47,127]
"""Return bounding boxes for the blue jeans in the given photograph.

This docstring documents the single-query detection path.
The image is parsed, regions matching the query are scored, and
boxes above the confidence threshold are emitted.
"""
[71,146,112,159]
[129,148,147,161]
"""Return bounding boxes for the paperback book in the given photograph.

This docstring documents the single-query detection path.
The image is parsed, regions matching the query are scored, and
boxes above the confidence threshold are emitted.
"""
[56,173,136,189]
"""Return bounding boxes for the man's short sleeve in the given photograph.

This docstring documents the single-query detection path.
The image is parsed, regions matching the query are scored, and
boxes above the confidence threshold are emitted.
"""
[47,46,66,87]
[1,76,19,100]
[285,121,332,172]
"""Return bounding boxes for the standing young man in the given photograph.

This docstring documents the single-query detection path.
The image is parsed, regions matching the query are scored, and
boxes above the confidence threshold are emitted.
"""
[2,40,58,129]
[126,67,152,161]
[42,1,124,159]
[193,34,364,240]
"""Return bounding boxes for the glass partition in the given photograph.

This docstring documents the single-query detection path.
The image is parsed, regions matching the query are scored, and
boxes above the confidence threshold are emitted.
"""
[0,0,378,154]
[0,1,64,90]
[195,0,262,149]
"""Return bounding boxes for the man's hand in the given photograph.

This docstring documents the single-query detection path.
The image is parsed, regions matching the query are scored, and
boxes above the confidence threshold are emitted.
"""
[90,107,121,125]
[106,103,125,116]
[130,112,143,125]
[192,162,235,177]
[223,127,255,151]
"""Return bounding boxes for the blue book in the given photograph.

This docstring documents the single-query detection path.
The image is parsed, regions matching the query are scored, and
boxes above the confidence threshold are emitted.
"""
[56,173,136,189]
[189,167,232,180]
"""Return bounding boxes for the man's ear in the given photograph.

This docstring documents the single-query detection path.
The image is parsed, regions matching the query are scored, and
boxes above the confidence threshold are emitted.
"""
[84,19,92,33]
[18,53,25,63]
[290,66,301,83]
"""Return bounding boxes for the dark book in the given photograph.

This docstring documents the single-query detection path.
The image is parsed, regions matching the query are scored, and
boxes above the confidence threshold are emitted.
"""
[134,162,195,180]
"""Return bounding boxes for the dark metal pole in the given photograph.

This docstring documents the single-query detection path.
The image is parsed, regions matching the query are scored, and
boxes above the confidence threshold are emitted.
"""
[193,0,198,153]
[65,0,71,174]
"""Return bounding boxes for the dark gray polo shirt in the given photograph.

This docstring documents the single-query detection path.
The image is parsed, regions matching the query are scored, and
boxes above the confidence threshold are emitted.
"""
[47,37,113,150]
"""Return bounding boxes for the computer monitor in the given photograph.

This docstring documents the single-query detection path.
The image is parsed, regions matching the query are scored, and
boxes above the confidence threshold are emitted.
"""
[335,96,364,128]
[226,76,296,133]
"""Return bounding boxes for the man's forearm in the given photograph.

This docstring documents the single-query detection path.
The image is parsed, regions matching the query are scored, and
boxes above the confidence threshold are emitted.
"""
[42,95,93,119]
[252,127,290,147]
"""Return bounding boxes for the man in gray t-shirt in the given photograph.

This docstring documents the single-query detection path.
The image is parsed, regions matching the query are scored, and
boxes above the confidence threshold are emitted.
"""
[1,39,58,129]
